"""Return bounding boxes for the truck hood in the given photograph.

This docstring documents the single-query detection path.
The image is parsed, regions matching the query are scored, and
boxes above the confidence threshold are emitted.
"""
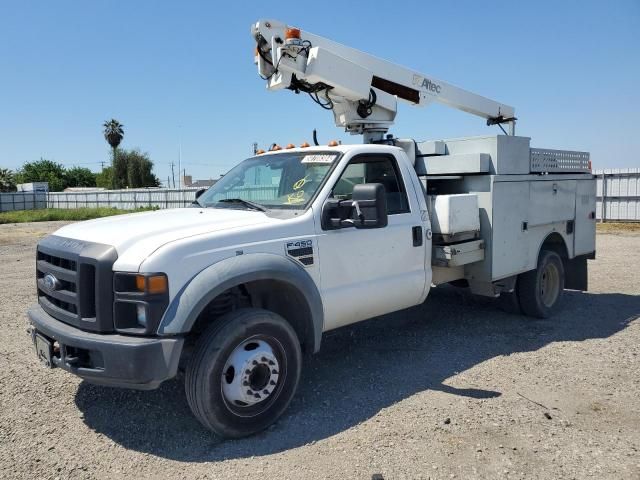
[52,207,276,260]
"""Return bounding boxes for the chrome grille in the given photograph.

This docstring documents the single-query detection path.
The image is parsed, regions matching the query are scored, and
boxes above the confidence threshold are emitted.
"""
[36,236,116,332]
[37,250,80,317]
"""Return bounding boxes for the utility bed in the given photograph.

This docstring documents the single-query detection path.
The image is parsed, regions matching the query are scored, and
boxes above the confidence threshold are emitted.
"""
[397,135,596,295]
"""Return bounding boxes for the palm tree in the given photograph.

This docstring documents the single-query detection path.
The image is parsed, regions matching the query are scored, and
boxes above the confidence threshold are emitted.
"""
[0,168,16,192]
[103,119,124,166]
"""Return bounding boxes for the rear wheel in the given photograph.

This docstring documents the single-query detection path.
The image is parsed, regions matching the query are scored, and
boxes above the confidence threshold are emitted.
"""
[517,249,565,318]
[185,308,302,438]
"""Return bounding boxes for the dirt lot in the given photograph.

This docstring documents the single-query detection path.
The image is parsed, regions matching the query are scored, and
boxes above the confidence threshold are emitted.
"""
[1,222,639,480]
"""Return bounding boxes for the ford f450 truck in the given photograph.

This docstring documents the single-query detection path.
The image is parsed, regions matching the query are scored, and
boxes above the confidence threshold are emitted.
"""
[27,20,596,438]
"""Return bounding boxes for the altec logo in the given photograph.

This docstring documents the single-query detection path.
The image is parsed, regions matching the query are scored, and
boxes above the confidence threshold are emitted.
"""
[413,75,442,94]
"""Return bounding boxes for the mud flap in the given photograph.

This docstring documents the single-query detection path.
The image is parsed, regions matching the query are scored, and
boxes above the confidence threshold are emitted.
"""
[565,255,588,291]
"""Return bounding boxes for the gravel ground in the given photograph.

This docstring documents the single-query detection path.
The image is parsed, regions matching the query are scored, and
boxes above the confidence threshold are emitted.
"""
[1,221,639,480]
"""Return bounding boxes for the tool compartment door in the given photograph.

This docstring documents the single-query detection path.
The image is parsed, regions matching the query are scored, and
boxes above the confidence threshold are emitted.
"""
[528,180,577,226]
[574,178,596,255]
[492,181,530,279]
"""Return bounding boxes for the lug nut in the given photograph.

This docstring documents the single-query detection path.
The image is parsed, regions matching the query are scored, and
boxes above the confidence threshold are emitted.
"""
[270,380,276,386]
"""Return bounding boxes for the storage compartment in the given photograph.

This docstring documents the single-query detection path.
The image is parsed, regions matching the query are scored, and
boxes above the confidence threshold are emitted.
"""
[416,153,490,175]
[528,180,576,226]
[428,193,480,243]
[432,239,485,267]
[417,135,531,175]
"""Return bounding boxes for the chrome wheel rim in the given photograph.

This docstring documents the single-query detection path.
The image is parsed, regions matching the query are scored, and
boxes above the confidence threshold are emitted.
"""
[220,335,284,417]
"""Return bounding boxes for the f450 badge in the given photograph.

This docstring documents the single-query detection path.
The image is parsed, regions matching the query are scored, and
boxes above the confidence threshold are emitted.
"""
[285,239,314,267]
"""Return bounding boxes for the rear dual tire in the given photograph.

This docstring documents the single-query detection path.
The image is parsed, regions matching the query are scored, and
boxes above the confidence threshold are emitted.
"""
[517,249,565,318]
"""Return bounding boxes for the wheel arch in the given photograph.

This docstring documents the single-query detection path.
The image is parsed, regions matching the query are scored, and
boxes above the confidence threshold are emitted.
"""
[537,231,587,291]
[538,231,569,260]
[158,253,324,353]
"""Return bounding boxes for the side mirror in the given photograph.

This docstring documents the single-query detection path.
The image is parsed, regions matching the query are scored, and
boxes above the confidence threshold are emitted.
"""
[195,188,206,199]
[351,183,388,229]
[321,183,388,230]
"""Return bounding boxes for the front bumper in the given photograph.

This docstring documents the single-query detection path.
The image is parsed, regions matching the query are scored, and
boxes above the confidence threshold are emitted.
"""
[28,304,184,390]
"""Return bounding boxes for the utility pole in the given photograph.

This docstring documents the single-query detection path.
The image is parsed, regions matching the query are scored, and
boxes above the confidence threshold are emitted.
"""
[100,161,105,170]
[253,142,258,155]
[178,124,182,189]
[170,162,176,188]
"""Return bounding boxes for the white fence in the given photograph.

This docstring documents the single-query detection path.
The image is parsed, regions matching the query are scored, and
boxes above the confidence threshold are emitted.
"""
[3,172,639,222]
[47,188,201,210]
[46,186,279,210]
[596,168,640,222]
[0,192,47,212]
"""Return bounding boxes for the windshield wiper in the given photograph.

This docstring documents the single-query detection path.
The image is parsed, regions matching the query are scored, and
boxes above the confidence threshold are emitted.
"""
[216,198,267,212]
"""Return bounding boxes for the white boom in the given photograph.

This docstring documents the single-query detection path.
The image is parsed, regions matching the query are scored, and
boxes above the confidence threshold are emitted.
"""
[252,19,516,142]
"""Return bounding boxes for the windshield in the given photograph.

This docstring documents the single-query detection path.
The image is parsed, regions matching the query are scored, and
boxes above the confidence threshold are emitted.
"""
[197,151,340,210]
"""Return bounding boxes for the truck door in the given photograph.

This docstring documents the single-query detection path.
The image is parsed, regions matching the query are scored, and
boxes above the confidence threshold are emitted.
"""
[315,152,427,331]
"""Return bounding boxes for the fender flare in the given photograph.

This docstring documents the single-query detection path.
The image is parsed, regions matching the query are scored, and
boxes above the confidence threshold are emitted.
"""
[157,253,324,352]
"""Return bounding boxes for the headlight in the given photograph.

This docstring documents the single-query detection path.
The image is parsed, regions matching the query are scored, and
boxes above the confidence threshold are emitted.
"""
[136,304,147,327]
[113,273,169,335]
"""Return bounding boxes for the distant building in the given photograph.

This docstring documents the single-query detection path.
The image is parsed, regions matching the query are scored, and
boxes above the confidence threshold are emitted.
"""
[63,187,106,192]
[17,182,49,193]
[189,179,217,188]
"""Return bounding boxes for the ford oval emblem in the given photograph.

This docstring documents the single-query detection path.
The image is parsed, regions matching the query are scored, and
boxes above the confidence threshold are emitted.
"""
[43,273,61,291]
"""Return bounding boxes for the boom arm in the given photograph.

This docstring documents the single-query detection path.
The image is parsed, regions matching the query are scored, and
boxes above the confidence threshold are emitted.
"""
[252,19,516,142]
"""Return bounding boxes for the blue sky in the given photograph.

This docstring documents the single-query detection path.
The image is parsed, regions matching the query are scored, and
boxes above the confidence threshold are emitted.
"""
[1,0,638,185]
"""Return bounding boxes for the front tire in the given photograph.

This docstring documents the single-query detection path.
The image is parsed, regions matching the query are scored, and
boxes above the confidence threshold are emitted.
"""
[185,308,302,438]
[517,249,565,319]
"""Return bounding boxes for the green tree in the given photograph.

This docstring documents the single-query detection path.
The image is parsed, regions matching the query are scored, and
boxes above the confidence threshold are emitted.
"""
[16,159,66,191]
[0,168,17,192]
[112,151,128,189]
[95,167,113,189]
[110,149,160,189]
[64,166,97,188]
[103,119,124,188]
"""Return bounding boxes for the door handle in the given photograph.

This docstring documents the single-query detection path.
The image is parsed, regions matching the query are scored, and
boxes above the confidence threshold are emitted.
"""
[412,226,423,247]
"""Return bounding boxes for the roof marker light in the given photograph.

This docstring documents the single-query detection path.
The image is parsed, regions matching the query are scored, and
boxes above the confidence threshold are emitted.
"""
[285,27,301,40]
[328,140,339,147]
[300,142,310,148]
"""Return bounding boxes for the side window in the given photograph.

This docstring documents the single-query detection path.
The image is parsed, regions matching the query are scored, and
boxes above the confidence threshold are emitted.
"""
[332,155,410,214]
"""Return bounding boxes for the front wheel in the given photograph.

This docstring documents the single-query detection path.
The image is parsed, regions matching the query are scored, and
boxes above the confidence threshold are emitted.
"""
[517,249,565,318]
[185,308,302,438]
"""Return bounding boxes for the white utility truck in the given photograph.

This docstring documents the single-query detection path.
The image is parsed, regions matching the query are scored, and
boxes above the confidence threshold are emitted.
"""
[28,20,596,438]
